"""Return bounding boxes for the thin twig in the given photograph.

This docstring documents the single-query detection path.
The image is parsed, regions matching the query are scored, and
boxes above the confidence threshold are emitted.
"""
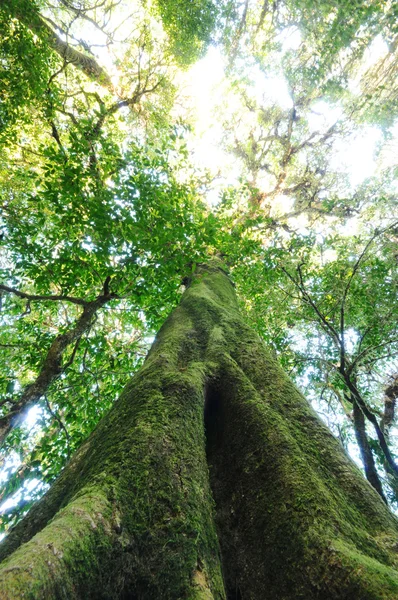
[44,396,71,459]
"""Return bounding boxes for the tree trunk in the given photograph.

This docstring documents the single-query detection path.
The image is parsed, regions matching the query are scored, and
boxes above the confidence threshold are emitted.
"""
[1,263,398,599]
[352,398,386,501]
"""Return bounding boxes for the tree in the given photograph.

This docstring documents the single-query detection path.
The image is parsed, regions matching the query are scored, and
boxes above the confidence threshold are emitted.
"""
[1,0,398,596]
[270,226,398,504]
[1,263,398,599]
[0,0,214,525]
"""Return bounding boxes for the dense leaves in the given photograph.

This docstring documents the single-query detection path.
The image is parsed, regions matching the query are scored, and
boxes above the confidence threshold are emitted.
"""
[151,0,220,64]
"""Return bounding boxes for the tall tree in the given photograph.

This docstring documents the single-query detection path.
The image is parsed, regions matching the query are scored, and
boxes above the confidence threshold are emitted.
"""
[1,0,398,596]
[1,264,398,599]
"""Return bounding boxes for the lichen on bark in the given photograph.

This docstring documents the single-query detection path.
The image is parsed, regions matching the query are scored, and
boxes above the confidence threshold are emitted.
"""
[1,262,398,599]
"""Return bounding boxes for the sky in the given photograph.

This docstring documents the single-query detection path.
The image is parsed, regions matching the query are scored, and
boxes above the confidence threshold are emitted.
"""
[182,43,387,200]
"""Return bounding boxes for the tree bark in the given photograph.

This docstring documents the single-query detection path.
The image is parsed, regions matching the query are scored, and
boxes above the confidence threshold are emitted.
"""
[1,263,398,599]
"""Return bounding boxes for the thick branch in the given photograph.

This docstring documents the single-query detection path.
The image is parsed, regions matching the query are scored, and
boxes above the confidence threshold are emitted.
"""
[9,5,113,91]
[381,375,398,436]
[341,373,398,476]
[352,399,387,502]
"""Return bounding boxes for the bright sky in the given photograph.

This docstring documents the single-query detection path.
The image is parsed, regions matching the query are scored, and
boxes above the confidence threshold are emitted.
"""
[180,42,389,208]
[182,51,232,161]
[53,2,394,208]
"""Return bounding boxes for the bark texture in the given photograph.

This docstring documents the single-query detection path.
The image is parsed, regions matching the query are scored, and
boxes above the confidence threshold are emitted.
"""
[1,263,398,599]
[353,400,386,501]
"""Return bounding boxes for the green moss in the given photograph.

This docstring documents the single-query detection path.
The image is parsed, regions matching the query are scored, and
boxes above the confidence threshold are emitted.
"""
[205,326,398,598]
[326,539,398,597]
[0,488,116,599]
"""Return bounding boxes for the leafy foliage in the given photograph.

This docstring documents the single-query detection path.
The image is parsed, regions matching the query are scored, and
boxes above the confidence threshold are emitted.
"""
[151,0,220,64]
[0,0,59,139]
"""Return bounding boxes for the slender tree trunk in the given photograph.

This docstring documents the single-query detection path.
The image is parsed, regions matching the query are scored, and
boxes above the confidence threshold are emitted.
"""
[1,263,398,599]
[352,398,386,501]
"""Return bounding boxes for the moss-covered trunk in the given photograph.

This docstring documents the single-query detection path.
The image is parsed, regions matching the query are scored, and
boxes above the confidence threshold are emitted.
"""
[1,263,398,599]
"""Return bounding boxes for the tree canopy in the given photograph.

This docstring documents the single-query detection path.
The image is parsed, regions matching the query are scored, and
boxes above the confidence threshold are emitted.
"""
[0,0,397,535]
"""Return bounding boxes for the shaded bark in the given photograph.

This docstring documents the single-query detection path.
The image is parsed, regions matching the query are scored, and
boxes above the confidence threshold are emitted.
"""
[1,263,398,599]
[381,375,398,436]
[377,375,398,502]
[343,375,398,476]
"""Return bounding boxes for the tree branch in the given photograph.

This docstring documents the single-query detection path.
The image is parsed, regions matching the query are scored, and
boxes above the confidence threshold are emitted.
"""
[89,77,165,139]
[0,290,117,447]
[341,222,398,338]
[280,264,342,349]
[380,375,398,437]
[228,0,250,66]
[256,0,269,32]
[352,398,387,502]
[341,374,398,476]
[9,5,113,91]
[0,284,88,307]
[44,396,71,459]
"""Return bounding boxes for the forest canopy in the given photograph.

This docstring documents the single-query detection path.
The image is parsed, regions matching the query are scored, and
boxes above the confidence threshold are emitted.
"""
[0,0,398,536]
